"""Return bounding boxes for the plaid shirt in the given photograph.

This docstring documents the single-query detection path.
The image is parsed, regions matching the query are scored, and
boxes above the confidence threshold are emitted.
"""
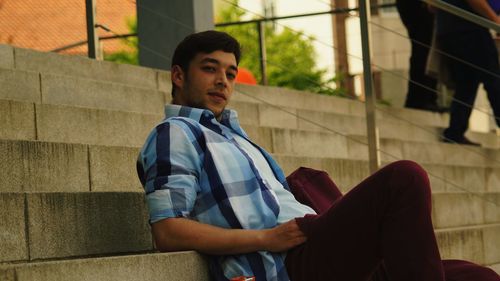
[137,104,291,281]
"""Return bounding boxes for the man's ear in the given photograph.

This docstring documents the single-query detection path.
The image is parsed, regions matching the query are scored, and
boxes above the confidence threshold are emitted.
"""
[171,65,185,90]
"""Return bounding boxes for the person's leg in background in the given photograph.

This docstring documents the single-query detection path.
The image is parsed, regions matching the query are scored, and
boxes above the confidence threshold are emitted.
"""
[478,32,500,129]
[441,31,491,145]
[396,0,440,111]
[285,160,445,281]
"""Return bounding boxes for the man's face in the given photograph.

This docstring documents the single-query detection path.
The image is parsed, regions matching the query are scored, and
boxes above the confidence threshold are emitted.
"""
[172,50,238,119]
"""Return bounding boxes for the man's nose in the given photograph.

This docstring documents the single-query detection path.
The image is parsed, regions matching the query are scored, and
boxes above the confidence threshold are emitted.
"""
[215,71,228,88]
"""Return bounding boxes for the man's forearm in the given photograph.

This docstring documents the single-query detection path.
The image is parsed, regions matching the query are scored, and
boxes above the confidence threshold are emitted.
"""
[151,217,306,255]
[152,217,266,255]
[466,0,500,23]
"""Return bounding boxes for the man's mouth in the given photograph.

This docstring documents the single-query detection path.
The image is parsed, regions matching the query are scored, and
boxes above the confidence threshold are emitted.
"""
[208,92,226,102]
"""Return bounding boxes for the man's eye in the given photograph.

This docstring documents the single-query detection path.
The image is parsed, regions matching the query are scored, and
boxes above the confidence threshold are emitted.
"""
[227,73,236,80]
[202,66,216,72]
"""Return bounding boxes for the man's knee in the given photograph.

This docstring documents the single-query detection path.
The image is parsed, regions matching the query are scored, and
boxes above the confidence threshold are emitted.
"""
[388,160,431,197]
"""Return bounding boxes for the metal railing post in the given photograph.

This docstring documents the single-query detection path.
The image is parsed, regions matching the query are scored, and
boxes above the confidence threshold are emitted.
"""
[359,0,381,173]
[85,0,99,59]
[257,21,268,85]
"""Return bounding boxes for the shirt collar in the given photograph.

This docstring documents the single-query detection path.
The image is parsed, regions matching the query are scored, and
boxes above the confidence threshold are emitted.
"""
[164,104,245,135]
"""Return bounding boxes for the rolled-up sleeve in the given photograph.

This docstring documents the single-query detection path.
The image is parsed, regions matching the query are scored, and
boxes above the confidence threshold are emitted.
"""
[138,121,202,224]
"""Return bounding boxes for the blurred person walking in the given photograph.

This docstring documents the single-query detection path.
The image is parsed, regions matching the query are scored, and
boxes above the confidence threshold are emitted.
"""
[436,0,500,145]
[396,0,446,112]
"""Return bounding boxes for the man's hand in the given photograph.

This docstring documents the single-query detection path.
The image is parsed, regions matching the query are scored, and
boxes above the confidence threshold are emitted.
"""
[260,219,307,252]
[465,0,500,23]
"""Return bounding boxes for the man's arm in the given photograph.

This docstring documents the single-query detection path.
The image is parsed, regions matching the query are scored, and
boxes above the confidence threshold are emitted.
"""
[465,0,500,23]
[152,217,306,255]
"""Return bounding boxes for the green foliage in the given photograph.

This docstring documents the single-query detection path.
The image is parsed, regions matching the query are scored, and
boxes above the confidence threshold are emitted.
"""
[216,0,344,96]
[104,17,138,65]
[105,1,345,96]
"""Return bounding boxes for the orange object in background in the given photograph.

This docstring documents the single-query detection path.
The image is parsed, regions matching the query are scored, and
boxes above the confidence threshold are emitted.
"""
[235,67,258,85]
[230,277,256,281]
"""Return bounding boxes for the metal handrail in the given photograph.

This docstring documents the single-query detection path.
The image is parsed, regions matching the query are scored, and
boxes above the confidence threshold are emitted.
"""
[424,0,500,32]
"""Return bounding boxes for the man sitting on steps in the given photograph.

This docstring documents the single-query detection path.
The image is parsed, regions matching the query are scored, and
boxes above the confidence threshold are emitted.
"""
[136,30,499,281]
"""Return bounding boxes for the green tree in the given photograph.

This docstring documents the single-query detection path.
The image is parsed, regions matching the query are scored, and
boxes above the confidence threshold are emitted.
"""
[104,17,138,65]
[216,0,345,96]
[106,1,345,96]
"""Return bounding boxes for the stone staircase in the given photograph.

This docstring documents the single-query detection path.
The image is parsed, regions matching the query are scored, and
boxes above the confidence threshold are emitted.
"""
[0,44,498,280]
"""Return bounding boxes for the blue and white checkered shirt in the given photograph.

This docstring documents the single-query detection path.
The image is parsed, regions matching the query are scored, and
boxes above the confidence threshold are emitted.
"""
[137,104,293,281]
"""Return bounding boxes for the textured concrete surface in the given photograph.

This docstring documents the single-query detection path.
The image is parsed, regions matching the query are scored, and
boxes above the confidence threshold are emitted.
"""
[484,193,500,224]
[234,84,353,116]
[228,101,260,127]
[486,168,500,192]
[271,128,349,159]
[15,47,159,89]
[243,126,273,153]
[157,71,171,92]
[0,44,14,69]
[259,103,297,129]
[0,268,15,281]
[432,193,484,228]
[0,99,36,141]
[0,140,89,192]
[346,136,500,167]
[40,73,165,114]
[489,263,500,274]
[436,226,485,265]
[27,192,152,259]
[89,145,142,192]
[234,83,453,129]
[444,166,485,193]
[35,103,162,146]
[0,252,210,281]
[0,68,40,103]
[483,224,500,265]
[0,193,28,262]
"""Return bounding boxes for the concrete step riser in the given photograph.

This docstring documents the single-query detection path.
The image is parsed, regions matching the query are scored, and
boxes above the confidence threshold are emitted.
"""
[2,99,498,151]
[0,63,462,136]
[234,84,451,128]
[0,45,170,91]
[1,192,498,263]
[0,45,454,130]
[1,243,499,281]
[0,68,168,114]
[436,224,500,266]
[0,192,152,263]
[1,139,499,194]
[0,252,210,281]
[0,140,143,193]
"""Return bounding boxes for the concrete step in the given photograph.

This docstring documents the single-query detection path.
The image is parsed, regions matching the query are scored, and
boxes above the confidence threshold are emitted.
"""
[1,44,496,142]
[0,192,151,263]
[436,223,500,267]
[489,263,500,274]
[0,139,143,193]
[0,138,498,193]
[1,241,499,281]
[241,101,499,149]
[2,98,498,152]
[0,55,452,133]
[0,44,170,91]
[234,83,451,128]
[274,156,500,194]
[0,68,167,114]
[0,191,498,263]
[0,252,210,281]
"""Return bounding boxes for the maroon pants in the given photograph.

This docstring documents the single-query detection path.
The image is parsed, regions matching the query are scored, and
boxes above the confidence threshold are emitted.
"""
[285,161,499,281]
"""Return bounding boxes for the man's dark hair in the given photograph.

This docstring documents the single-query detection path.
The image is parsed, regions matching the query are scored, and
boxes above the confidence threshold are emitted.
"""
[171,30,241,97]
